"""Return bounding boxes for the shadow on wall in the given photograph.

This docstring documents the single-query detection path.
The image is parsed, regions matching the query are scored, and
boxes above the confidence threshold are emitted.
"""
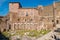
[0,32,9,40]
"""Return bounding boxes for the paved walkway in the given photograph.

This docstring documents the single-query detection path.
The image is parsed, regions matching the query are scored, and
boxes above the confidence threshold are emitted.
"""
[36,30,55,40]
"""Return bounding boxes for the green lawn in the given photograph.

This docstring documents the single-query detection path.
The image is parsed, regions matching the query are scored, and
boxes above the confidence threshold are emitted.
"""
[2,29,51,38]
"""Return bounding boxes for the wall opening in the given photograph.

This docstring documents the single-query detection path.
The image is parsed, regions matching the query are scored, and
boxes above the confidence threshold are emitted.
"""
[3,29,6,32]
[9,24,11,30]
[52,20,54,22]
[56,20,59,24]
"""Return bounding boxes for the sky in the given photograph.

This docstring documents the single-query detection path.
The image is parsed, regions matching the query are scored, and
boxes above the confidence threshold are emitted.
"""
[0,0,60,16]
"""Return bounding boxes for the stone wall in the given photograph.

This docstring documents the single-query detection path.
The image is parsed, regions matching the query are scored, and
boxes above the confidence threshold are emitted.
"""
[0,2,60,31]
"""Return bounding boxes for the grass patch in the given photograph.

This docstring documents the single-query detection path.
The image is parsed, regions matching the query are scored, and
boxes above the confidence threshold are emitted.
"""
[2,29,51,38]
[2,31,10,37]
[28,30,50,37]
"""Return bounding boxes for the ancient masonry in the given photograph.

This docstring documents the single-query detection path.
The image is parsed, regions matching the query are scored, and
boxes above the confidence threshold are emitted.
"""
[0,2,60,32]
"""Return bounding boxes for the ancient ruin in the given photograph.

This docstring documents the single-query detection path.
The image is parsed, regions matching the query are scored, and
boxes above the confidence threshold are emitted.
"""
[0,2,60,32]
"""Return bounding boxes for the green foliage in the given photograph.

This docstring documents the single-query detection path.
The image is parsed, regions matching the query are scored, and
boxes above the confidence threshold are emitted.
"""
[28,30,40,37]
[28,30,50,37]
[2,29,50,38]
[2,31,10,37]
[39,29,50,35]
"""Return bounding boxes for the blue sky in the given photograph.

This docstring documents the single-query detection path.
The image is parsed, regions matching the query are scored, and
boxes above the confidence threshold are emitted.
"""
[0,0,60,16]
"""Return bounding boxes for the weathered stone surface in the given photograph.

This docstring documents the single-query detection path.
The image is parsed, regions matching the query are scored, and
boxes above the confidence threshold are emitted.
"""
[0,2,60,31]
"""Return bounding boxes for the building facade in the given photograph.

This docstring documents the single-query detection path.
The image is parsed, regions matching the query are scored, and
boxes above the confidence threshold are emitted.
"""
[0,2,60,32]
